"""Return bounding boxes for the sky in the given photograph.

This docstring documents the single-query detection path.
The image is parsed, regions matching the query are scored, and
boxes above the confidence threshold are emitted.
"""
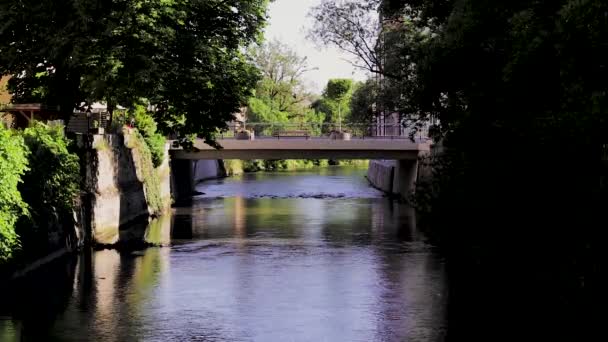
[263,0,369,94]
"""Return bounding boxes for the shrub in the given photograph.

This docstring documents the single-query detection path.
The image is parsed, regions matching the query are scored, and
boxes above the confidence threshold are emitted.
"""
[17,122,80,256]
[146,133,166,168]
[0,125,29,262]
[132,105,157,138]
[129,105,166,168]
[223,160,244,176]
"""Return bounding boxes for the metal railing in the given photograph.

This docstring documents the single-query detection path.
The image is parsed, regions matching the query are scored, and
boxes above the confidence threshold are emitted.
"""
[218,122,430,141]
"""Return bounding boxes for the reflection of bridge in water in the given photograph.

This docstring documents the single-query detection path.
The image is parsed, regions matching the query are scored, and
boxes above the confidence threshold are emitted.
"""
[169,123,431,200]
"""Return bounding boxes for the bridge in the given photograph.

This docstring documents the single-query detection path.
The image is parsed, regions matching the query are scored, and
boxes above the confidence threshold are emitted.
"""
[169,123,431,199]
[171,138,428,160]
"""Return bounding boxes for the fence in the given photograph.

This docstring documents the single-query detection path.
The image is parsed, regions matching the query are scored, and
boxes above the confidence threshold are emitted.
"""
[218,122,430,141]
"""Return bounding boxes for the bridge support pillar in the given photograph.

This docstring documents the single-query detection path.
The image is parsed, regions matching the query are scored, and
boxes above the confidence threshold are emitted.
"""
[171,159,195,200]
[393,159,419,200]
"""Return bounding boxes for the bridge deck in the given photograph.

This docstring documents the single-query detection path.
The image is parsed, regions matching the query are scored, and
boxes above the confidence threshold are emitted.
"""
[170,138,430,160]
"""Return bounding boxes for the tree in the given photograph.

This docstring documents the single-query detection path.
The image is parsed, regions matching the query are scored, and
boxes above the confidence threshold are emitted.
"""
[245,40,325,135]
[0,0,271,145]
[373,1,607,338]
[249,40,315,115]
[309,0,435,128]
[308,0,383,74]
[318,1,607,337]
[314,79,355,130]
[349,79,378,124]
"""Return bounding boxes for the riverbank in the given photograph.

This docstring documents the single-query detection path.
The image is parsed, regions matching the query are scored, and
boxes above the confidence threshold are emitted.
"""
[223,159,369,176]
[0,127,172,281]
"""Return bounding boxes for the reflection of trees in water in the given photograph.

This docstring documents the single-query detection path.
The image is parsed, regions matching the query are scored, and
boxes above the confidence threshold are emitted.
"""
[144,215,172,246]
[369,201,448,341]
[171,205,195,240]
[88,247,169,341]
[3,254,78,340]
[6,245,170,341]
[371,238,448,341]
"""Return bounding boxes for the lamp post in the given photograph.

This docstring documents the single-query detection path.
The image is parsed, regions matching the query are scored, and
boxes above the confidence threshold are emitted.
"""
[338,101,342,133]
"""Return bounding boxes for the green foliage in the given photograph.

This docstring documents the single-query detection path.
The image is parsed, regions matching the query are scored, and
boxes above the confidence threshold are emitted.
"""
[236,159,363,173]
[16,122,80,258]
[0,125,29,262]
[326,79,353,101]
[241,160,264,173]
[314,79,356,127]
[146,134,167,168]
[223,160,244,176]
[245,40,328,139]
[130,105,166,168]
[132,105,158,139]
[246,40,323,131]
[247,98,290,124]
[349,79,378,124]
[248,40,313,115]
[0,0,271,144]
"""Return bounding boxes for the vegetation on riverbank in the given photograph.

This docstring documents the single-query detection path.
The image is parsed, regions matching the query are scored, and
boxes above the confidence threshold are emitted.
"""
[312,0,607,338]
[0,125,29,262]
[0,123,79,264]
[125,129,165,215]
[223,159,369,175]
[130,105,167,169]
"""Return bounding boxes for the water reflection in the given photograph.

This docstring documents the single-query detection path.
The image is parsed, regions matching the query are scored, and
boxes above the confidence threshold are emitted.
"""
[3,168,447,341]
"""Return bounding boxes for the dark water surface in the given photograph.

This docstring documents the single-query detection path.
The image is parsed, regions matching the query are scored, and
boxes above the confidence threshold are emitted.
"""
[1,167,447,341]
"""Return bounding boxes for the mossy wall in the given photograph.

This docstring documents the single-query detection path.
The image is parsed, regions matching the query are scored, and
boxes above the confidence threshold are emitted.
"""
[83,132,171,246]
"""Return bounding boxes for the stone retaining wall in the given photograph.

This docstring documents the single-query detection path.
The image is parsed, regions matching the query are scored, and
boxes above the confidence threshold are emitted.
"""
[367,160,396,193]
[80,134,171,245]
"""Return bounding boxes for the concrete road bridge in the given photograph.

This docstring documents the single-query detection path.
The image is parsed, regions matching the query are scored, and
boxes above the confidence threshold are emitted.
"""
[171,138,428,160]
[169,123,431,199]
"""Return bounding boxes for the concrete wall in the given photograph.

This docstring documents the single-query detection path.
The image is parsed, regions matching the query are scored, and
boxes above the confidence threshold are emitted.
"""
[193,160,225,183]
[367,160,395,193]
[367,159,420,200]
[171,159,227,200]
[81,134,171,245]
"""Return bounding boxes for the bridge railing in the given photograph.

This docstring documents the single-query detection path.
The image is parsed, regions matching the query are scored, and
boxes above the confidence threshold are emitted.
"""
[218,123,430,141]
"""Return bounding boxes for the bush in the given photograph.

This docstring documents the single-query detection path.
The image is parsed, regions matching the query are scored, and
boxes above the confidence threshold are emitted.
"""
[223,160,244,176]
[17,122,80,256]
[236,159,364,173]
[129,105,166,168]
[132,105,157,138]
[243,160,265,172]
[146,133,166,168]
[0,125,29,262]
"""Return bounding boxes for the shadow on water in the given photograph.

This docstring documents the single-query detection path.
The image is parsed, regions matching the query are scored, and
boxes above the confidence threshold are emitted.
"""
[1,245,171,341]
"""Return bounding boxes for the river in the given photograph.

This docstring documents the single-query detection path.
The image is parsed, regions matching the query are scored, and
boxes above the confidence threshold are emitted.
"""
[0,166,448,341]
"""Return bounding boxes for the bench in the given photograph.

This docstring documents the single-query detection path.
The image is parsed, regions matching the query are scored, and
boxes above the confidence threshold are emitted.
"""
[272,130,310,139]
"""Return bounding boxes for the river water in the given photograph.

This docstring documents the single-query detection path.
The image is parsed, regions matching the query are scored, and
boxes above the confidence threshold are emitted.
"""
[0,167,448,341]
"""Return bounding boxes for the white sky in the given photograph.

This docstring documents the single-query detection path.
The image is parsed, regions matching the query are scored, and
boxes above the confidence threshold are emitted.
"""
[263,0,369,94]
